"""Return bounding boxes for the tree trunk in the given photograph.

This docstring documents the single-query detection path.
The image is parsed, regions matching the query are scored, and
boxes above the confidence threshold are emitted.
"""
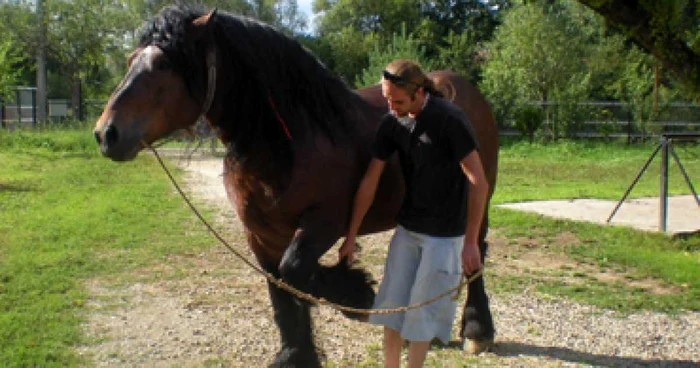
[35,0,47,123]
[71,75,82,121]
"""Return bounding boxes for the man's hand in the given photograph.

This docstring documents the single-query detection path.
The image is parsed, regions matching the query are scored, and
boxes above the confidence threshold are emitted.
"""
[339,237,357,264]
[462,243,482,275]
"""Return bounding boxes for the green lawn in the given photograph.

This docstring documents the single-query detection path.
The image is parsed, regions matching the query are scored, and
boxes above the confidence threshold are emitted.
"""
[0,127,213,366]
[490,139,700,312]
[494,139,700,203]
[0,128,698,366]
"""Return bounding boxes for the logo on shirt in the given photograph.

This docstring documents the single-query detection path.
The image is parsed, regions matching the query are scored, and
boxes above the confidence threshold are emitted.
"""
[418,132,432,144]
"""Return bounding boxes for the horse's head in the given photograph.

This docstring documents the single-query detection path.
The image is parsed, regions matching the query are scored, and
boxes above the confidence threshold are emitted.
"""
[94,9,216,161]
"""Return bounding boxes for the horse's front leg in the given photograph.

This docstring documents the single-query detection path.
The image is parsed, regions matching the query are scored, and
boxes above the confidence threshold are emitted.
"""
[264,226,330,368]
[266,274,318,368]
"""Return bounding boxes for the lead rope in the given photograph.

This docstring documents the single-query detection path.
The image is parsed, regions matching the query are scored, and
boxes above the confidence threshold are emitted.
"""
[143,142,482,315]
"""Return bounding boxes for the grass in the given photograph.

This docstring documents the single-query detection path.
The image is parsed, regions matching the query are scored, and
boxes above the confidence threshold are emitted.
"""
[0,125,213,366]
[494,139,699,202]
[489,209,700,312]
[489,139,700,313]
[0,127,698,366]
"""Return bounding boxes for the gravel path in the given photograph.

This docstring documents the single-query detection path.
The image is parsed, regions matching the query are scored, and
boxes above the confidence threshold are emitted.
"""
[76,154,700,367]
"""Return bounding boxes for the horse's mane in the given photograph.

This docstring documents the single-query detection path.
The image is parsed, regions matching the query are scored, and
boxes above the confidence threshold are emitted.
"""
[138,4,364,161]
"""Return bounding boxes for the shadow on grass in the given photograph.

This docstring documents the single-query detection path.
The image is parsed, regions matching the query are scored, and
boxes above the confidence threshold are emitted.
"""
[442,340,697,367]
[0,183,34,193]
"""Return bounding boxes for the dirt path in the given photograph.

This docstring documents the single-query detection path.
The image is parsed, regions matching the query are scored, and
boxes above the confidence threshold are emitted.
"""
[76,154,700,367]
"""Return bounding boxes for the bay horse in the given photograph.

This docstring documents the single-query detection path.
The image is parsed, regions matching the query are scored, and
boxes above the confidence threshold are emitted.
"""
[93,5,498,367]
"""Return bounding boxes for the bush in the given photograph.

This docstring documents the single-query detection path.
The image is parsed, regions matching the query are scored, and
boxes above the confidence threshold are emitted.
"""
[513,105,543,141]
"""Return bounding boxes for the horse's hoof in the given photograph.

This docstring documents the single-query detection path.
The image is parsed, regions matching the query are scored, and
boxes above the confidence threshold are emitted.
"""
[463,338,493,355]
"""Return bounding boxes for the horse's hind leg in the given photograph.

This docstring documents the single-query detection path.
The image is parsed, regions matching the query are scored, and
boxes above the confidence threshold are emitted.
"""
[460,215,495,354]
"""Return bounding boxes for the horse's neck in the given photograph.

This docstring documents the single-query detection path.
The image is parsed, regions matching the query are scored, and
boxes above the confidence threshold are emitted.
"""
[224,130,293,181]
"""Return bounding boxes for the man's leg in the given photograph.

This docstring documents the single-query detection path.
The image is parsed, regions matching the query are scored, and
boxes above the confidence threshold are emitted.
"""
[407,341,430,368]
[384,326,404,368]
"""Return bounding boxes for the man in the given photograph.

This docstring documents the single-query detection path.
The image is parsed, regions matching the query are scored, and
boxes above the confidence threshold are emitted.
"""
[339,59,489,368]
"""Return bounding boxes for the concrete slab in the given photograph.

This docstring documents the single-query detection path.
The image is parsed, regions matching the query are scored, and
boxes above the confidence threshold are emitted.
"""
[498,195,700,235]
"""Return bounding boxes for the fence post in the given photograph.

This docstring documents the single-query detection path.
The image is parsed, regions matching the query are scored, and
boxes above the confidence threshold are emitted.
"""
[31,88,37,127]
[626,110,633,144]
[16,89,22,127]
[659,135,669,232]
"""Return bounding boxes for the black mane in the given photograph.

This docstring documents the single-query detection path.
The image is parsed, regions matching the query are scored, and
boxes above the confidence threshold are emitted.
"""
[138,4,365,160]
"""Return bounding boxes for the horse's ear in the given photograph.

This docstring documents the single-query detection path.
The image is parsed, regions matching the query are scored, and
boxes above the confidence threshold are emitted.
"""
[190,9,217,40]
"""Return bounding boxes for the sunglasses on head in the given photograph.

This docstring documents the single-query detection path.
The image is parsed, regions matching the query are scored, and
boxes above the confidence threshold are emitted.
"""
[382,70,419,87]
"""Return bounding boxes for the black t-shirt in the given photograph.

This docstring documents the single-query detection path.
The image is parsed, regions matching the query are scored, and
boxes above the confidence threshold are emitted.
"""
[371,96,478,237]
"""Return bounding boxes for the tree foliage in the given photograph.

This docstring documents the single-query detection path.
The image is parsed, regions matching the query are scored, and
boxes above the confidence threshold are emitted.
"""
[481,2,591,138]
[313,0,505,86]
[576,0,700,98]
[0,0,696,131]
[480,0,679,139]
[0,20,26,100]
[0,0,140,119]
[356,25,435,88]
[0,0,308,120]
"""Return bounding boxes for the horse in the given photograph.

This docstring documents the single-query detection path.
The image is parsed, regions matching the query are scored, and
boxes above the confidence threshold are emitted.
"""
[93,5,498,367]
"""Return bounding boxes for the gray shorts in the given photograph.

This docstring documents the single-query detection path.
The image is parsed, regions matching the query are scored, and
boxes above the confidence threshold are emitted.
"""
[368,225,464,344]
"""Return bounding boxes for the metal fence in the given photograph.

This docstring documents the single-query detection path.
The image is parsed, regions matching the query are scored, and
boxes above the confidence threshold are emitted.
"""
[0,87,37,129]
[499,101,700,141]
[3,89,699,140]
[1,90,106,129]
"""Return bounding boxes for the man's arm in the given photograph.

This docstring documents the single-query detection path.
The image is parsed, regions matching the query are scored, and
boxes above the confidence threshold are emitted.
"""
[339,158,387,263]
[460,150,489,274]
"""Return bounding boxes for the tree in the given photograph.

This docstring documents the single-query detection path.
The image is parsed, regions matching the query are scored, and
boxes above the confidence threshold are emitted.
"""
[0,23,25,101]
[315,0,421,37]
[356,25,435,88]
[313,0,421,82]
[322,25,380,85]
[48,0,137,119]
[1,0,139,120]
[313,0,507,85]
[274,0,308,34]
[576,0,700,97]
[240,0,307,34]
[480,1,590,139]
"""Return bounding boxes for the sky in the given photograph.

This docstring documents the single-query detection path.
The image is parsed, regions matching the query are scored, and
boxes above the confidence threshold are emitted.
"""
[297,0,315,32]
[298,0,313,18]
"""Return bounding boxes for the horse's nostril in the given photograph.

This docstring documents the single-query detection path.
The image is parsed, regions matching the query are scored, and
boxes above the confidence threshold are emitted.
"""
[94,130,102,145]
[105,124,119,146]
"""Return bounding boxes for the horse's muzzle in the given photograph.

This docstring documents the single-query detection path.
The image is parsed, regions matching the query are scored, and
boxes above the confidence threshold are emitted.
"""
[94,124,140,161]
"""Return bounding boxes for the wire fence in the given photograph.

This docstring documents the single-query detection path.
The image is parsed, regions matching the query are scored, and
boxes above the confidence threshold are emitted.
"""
[3,91,699,142]
[499,101,700,142]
